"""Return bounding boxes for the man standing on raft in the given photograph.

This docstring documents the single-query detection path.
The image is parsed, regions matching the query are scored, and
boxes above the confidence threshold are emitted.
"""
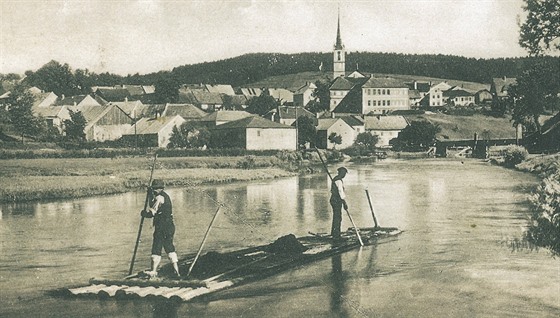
[330,167,348,240]
[141,179,180,278]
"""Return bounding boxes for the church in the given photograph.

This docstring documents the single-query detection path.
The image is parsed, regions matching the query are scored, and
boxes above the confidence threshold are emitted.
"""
[328,14,411,116]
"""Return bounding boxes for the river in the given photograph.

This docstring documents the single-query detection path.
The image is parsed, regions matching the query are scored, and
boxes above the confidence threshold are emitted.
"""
[0,159,558,317]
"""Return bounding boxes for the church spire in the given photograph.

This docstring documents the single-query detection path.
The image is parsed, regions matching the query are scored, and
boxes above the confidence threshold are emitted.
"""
[334,8,344,50]
[333,7,346,78]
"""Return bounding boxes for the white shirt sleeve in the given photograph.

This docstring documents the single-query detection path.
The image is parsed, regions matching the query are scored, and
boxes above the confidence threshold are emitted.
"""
[149,195,165,214]
[334,179,346,200]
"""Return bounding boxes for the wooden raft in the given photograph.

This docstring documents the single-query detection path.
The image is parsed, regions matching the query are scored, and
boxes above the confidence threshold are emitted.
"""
[67,227,401,302]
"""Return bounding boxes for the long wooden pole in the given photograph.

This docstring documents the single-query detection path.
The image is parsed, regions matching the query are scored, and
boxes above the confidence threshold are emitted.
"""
[186,205,222,278]
[128,153,158,276]
[314,148,364,246]
[365,189,379,228]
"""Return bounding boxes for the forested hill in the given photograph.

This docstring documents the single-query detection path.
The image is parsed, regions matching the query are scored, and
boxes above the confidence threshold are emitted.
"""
[12,53,558,97]
[130,52,558,87]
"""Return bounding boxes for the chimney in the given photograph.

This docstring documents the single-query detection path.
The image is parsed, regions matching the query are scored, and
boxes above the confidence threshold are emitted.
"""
[125,96,128,103]
[61,94,65,100]
[331,112,335,119]
[413,80,418,90]
[503,76,507,81]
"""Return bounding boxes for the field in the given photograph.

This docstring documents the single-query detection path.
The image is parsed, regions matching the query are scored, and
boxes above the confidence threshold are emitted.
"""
[404,113,518,140]
[1,156,296,203]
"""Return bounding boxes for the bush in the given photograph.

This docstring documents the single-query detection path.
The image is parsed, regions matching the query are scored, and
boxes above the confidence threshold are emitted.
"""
[500,145,529,168]
[236,156,257,169]
[526,177,560,256]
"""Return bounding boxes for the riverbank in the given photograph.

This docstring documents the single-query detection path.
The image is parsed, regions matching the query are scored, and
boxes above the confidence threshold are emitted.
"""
[516,153,560,255]
[1,156,298,203]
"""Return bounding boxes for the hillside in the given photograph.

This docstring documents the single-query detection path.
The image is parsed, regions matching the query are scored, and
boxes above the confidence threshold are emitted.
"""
[128,52,558,88]
[404,113,518,141]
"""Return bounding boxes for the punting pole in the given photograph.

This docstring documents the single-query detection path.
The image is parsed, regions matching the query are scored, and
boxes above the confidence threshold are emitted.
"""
[186,205,222,278]
[128,153,158,276]
[314,148,364,246]
[365,189,379,228]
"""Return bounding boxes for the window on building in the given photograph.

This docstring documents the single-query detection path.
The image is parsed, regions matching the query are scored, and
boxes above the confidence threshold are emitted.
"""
[382,89,386,95]
[378,89,381,94]
[368,89,371,95]
[382,100,386,106]
[337,52,341,61]
[387,100,391,106]
[387,89,391,95]
[368,100,371,106]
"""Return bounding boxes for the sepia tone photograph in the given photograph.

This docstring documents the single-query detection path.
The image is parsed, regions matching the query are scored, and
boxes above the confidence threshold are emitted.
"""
[1,0,559,317]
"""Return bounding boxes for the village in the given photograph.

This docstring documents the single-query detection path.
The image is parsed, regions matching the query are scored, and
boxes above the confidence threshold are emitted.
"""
[0,16,537,154]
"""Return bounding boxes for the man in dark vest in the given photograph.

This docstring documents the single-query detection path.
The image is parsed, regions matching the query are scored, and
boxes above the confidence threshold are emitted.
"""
[141,179,180,278]
[330,167,348,240]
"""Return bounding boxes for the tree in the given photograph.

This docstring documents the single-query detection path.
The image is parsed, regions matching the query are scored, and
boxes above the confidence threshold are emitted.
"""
[354,132,379,151]
[168,122,210,148]
[64,109,87,141]
[246,89,279,116]
[4,83,43,143]
[307,80,331,113]
[24,60,79,96]
[293,116,316,148]
[509,62,560,133]
[518,0,560,56]
[390,121,441,151]
[328,132,342,149]
[154,75,180,104]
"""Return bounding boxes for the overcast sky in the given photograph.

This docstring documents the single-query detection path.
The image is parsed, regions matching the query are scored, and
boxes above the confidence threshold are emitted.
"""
[1,0,529,75]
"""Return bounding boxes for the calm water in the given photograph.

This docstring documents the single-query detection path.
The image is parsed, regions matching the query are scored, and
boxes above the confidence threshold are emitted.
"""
[1,159,558,317]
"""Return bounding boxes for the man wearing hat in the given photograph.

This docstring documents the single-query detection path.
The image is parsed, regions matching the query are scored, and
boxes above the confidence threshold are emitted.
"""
[330,167,348,240]
[141,179,180,278]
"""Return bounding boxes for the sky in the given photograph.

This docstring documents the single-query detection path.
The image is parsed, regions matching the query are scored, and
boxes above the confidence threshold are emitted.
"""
[0,0,530,76]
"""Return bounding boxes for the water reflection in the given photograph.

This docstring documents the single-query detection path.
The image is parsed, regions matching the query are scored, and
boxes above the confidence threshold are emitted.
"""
[2,160,558,318]
[329,254,348,317]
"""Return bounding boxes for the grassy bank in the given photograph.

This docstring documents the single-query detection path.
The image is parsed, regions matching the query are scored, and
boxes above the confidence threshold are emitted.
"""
[1,156,298,203]
[516,153,560,256]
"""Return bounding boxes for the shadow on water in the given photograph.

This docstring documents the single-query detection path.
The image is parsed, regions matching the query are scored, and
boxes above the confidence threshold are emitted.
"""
[329,254,348,317]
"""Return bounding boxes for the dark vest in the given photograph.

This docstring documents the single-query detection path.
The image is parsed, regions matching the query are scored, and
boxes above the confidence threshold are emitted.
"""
[153,191,173,226]
[330,176,344,201]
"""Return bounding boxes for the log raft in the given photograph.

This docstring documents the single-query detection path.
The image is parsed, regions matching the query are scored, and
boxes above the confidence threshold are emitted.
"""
[67,227,401,302]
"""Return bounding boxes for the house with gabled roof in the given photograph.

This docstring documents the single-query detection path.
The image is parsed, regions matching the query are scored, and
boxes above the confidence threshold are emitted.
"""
[316,117,355,149]
[361,77,410,114]
[264,106,316,126]
[198,110,254,128]
[178,88,223,112]
[162,103,207,121]
[56,94,102,108]
[32,105,70,133]
[30,91,58,108]
[329,76,355,110]
[341,115,365,135]
[121,115,186,148]
[94,88,131,102]
[443,88,475,106]
[363,115,409,147]
[475,89,493,104]
[237,87,263,99]
[210,116,296,150]
[421,82,452,108]
[205,84,235,96]
[490,76,517,102]
[268,88,294,105]
[293,82,316,107]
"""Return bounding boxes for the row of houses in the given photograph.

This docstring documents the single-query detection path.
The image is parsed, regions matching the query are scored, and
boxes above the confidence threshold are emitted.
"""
[10,84,407,150]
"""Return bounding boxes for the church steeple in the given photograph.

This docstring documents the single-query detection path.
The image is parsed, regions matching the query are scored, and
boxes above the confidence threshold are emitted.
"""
[333,8,346,78]
[334,11,344,50]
